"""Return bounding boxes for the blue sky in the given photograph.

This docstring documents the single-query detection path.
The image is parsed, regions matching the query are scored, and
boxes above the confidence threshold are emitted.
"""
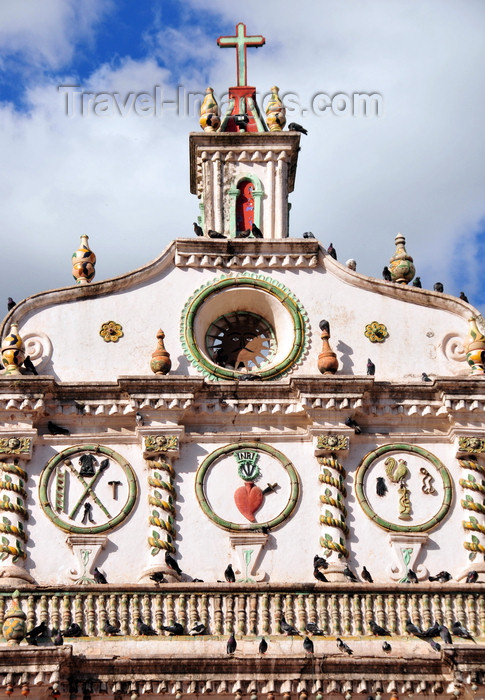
[1,1,485,313]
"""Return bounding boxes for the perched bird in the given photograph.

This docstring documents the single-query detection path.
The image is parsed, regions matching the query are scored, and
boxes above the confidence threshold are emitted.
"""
[227,633,237,655]
[382,641,392,652]
[367,359,375,376]
[439,625,452,644]
[288,122,308,135]
[429,639,441,652]
[407,569,419,584]
[421,372,432,382]
[161,622,184,635]
[459,291,469,303]
[224,563,236,583]
[336,637,353,655]
[313,567,328,582]
[193,222,204,237]
[346,259,357,271]
[451,621,476,642]
[369,620,390,636]
[412,277,422,288]
[280,616,300,636]
[26,620,47,643]
[303,232,315,238]
[466,570,478,583]
[343,565,359,583]
[429,571,452,583]
[421,621,440,638]
[104,621,121,636]
[150,571,166,584]
[208,229,226,239]
[376,477,388,497]
[361,566,373,583]
[63,623,83,637]
[327,243,337,260]
[235,228,251,238]
[47,421,70,436]
[53,630,64,646]
[7,297,17,312]
[345,417,362,434]
[259,637,268,654]
[251,222,263,238]
[382,266,392,281]
[93,567,108,584]
[189,622,206,636]
[165,550,182,576]
[23,356,38,375]
[406,619,425,637]
[136,617,157,636]
[303,636,314,655]
[135,412,144,426]
[306,622,325,636]
[314,554,328,570]
[434,282,444,293]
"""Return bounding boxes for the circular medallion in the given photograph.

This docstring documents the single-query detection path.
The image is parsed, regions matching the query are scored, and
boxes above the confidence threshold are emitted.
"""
[355,444,452,532]
[39,445,137,534]
[195,442,300,531]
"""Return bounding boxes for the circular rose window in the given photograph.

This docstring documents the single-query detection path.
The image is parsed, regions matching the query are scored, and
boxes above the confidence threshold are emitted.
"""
[206,311,276,371]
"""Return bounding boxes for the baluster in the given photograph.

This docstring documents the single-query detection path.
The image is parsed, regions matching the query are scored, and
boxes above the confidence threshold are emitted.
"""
[398,593,408,635]
[142,594,151,628]
[364,593,373,631]
[166,594,174,626]
[200,594,209,630]
[432,593,443,625]
[237,594,246,635]
[62,594,71,630]
[109,594,118,628]
[388,595,398,635]
[214,595,223,635]
[342,594,351,634]
[318,593,329,635]
[189,594,198,629]
[177,594,187,632]
[478,594,485,636]
[444,594,453,628]
[87,594,95,636]
[261,593,269,635]
[353,594,363,635]
[249,593,258,636]
[154,593,163,632]
[0,596,6,628]
[98,594,107,635]
[74,594,83,629]
[129,594,138,636]
[421,594,430,629]
[225,594,235,634]
[376,594,385,628]
[50,595,60,633]
[40,594,48,623]
[455,593,465,627]
[330,594,340,635]
[26,594,35,630]
[285,594,295,627]
[274,594,282,634]
[466,594,477,635]
[307,594,317,625]
[297,595,306,633]
[411,594,420,626]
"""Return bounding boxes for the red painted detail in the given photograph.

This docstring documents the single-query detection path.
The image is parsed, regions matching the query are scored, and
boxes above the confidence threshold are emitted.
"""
[224,86,260,133]
[234,482,264,522]
[236,180,255,231]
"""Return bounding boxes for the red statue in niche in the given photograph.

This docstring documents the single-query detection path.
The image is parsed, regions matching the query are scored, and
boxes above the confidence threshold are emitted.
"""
[236,180,255,232]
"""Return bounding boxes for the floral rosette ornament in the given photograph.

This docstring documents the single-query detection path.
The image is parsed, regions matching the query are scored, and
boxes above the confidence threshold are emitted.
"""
[99,321,124,343]
[364,321,389,343]
[234,451,263,522]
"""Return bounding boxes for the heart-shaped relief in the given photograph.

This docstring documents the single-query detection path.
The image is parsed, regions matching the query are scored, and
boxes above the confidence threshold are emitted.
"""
[234,481,264,522]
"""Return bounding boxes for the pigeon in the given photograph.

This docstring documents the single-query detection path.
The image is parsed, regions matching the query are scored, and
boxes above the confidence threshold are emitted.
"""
[306,622,325,636]
[23,356,38,375]
[369,620,390,636]
[63,623,83,637]
[376,477,388,497]
[53,630,63,646]
[367,359,375,376]
[313,567,328,582]
[208,229,226,239]
[104,621,121,636]
[161,622,184,636]
[459,291,469,303]
[93,567,108,584]
[303,636,314,655]
[407,569,419,584]
[412,277,422,288]
[343,565,359,583]
[235,228,251,238]
[345,417,361,434]
[280,616,300,636]
[150,571,166,584]
[361,566,373,583]
[7,297,16,311]
[47,421,70,435]
[303,232,315,238]
[259,637,268,654]
[429,639,441,652]
[327,243,337,260]
[451,621,476,642]
[434,282,444,293]
[406,619,425,637]
[135,412,144,426]
[251,223,263,238]
[136,617,157,636]
[428,571,452,583]
[224,564,236,583]
[189,622,206,636]
[288,122,308,135]
[314,555,328,570]
[439,625,452,644]
[382,641,392,652]
[227,633,237,655]
[382,266,392,281]
[193,222,204,237]
[336,637,353,655]
[421,372,432,382]
[466,570,478,583]
[421,621,440,638]
[165,550,182,576]
[346,259,357,271]
[26,620,47,643]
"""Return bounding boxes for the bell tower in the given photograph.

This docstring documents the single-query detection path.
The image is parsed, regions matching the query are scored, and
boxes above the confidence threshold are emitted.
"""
[189,23,301,239]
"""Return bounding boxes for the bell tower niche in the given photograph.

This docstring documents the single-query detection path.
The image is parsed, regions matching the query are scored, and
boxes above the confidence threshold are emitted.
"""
[189,23,300,239]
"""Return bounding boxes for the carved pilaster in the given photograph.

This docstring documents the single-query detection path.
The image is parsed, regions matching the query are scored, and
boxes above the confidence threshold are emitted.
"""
[456,436,485,579]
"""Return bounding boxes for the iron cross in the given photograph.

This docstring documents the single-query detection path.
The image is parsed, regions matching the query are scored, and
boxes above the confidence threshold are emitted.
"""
[217,23,265,87]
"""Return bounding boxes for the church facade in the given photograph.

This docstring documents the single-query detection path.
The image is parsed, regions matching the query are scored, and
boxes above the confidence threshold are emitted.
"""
[0,22,485,700]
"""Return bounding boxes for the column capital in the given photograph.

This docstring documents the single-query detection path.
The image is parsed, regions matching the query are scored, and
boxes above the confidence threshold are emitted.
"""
[140,430,183,459]
[0,435,35,460]
[314,434,350,456]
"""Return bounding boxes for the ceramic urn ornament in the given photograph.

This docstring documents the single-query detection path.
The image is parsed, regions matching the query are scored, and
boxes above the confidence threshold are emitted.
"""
[317,319,339,375]
[72,234,96,284]
[388,233,415,284]
[150,329,172,375]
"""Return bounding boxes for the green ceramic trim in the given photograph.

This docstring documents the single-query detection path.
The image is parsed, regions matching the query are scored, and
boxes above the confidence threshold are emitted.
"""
[355,443,452,533]
[195,442,300,531]
[180,273,309,381]
[39,445,137,534]
[229,173,263,237]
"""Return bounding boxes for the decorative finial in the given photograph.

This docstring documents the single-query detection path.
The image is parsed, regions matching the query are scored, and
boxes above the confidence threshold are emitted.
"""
[464,317,485,375]
[150,329,172,375]
[217,23,265,87]
[72,235,96,285]
[199,87,220,132]
[317,320,339,375]
[2,589,27,645]
[1,323,25,376]
[265,86,286,131]
[388,233,415,284]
